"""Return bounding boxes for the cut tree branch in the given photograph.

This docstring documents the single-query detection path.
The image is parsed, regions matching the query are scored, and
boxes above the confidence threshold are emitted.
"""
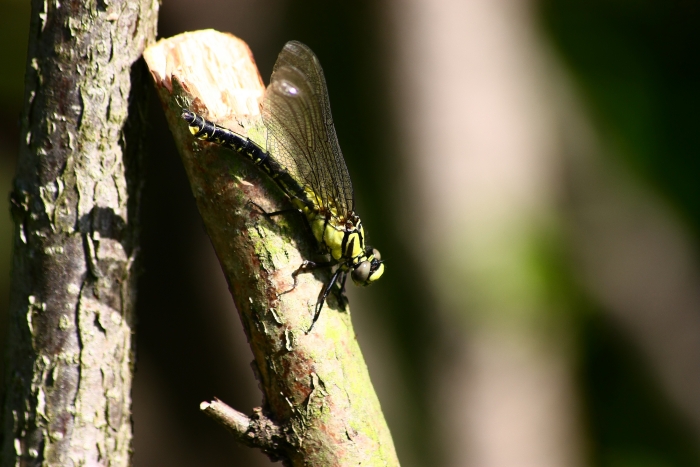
[201,400,285,459]
[144,30,399,466]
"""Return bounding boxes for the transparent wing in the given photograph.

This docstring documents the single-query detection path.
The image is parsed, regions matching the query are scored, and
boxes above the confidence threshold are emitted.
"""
[262,41,354,219]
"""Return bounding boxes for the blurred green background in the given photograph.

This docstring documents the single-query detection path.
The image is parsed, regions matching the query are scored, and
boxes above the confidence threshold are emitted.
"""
[0,0,698,466]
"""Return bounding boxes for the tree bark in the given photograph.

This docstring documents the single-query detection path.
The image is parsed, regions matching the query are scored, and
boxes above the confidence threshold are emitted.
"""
[1,1,158,466]
[144,31,400,466]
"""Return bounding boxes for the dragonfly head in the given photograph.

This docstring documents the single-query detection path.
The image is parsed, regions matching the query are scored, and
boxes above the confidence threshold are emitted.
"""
[351,248,384,286]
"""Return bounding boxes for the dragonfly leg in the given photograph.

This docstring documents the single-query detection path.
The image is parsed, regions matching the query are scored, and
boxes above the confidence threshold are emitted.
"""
[246,199,299,218]
[245,200,321,247]
[308,267,344,333]
[333,271,349,310]
[339,270,348,294]
[279,260,334,296]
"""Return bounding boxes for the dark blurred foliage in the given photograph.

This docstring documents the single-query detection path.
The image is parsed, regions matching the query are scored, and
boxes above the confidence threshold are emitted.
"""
[0,1,28,113]
[540,1,700,466]
[0,0,30,437]
[540,0,700,234]
[581,312,700,467]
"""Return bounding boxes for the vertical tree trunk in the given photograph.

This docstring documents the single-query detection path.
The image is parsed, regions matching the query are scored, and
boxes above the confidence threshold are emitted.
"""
[1,1,158,466]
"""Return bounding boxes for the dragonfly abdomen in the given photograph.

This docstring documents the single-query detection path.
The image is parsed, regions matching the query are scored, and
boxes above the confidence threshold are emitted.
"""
[182,109,267,163]
[182,109,313,209]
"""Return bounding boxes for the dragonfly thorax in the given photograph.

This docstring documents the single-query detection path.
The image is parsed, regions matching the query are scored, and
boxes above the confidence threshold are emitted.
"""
[306,210,363,261]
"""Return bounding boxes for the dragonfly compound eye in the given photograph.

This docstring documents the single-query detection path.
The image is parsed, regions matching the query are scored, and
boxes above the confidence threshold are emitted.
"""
[351,261,371,285]
[371,248,381,261]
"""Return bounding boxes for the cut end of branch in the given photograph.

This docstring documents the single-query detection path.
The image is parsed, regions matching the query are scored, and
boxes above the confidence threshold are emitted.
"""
[143,29,265,130]
[200,399,251,434]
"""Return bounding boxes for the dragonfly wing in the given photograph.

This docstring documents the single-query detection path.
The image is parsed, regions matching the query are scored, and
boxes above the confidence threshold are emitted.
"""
[262,41,355,219]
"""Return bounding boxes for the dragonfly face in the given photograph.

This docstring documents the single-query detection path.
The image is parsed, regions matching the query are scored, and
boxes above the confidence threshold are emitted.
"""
[351,248,384,286]
[182,40,384,331]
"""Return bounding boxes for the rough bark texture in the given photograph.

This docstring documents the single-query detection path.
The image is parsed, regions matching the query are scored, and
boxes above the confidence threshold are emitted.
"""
[1,1,158,466]
[144,31,399,466]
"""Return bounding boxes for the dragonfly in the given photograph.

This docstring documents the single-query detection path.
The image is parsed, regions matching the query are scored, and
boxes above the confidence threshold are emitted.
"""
[182,41,384,332]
